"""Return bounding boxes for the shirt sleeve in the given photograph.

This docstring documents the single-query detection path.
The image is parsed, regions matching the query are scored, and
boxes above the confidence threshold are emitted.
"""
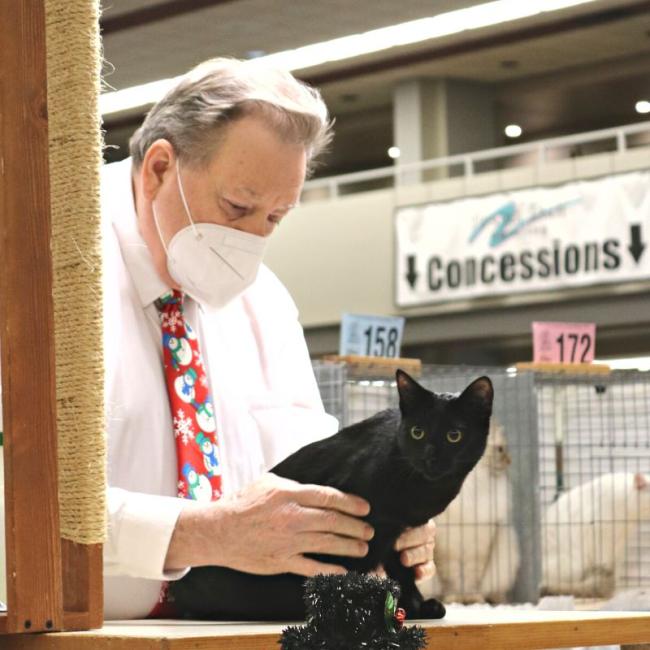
[104,486,191,581]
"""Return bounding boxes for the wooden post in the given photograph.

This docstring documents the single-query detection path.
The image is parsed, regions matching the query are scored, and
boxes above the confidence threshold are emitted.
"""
[62,542,103,630]
[0,0,64,635]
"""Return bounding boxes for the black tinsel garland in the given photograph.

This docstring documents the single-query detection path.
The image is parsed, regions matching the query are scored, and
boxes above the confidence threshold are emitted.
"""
[279,573,427,650]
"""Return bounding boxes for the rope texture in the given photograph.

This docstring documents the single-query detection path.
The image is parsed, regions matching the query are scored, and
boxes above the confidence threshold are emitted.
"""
[45,0,106,544]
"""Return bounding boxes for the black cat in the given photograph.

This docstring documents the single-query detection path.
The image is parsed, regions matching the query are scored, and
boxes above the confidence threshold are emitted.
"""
[169,370,493,620]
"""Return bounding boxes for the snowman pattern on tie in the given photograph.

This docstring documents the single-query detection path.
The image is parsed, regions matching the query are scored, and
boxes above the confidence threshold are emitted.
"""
[158,290,222,502]
[164,334,193,370]
[175,368,197,403]
[182,462,214,501]
[195,432,221,477]
[195,399,217,433]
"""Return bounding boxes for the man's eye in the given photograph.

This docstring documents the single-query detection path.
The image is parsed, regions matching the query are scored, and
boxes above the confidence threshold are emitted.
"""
[226,200,248,214]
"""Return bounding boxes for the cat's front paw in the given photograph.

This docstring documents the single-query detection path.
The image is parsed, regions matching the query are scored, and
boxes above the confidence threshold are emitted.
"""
[419,597,446,619]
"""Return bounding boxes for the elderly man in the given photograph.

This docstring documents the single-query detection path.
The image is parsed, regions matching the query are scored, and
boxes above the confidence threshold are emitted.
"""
[102,58,435,619]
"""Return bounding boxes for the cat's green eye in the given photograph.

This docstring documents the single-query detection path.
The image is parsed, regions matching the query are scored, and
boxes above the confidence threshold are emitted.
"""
[446,430,463,443]
[410,426,425,441]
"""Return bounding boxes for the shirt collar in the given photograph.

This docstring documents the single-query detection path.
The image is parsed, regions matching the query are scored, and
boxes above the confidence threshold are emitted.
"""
[104,156,170,308]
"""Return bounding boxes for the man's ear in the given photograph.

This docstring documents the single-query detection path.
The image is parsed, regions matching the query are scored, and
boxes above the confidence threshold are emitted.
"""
[140,139,176,201]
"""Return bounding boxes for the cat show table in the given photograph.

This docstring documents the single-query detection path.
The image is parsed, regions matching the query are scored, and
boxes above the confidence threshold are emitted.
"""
[2,610,650,650]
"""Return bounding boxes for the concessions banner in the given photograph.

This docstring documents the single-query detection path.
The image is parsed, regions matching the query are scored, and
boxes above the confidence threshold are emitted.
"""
[395,171,650,307]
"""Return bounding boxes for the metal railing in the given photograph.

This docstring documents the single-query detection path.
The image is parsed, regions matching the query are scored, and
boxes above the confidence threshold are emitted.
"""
[303,120,650,201]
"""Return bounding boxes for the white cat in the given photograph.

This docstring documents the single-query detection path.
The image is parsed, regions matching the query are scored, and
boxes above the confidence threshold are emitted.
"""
[541,472,650,598]
[424,420,520,604]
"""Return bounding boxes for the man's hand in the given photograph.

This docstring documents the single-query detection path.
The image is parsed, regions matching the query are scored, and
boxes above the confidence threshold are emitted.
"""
[165,473,374,576]
[394,519,437,581]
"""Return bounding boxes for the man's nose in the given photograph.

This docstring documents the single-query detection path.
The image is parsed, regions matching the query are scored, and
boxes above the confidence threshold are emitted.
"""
[240,212,271,237]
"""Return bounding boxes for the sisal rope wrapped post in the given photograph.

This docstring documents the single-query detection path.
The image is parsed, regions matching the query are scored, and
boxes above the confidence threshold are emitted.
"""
[45,0,106,545]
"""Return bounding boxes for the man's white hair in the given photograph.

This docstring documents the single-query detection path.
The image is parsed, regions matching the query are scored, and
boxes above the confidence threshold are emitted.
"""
[129,57,333,175]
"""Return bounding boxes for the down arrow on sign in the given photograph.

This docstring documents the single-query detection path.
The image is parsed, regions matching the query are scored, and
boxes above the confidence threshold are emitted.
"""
[628,224,646,264]
[405,255,418,289]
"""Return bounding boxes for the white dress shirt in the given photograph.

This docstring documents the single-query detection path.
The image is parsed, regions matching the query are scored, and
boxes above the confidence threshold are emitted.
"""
[102,157,338,619]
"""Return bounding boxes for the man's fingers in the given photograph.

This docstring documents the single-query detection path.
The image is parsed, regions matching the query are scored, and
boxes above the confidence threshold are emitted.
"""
[400,541,435,567]
[221,475,371,577]
[297,505,374,541]
[394,519,436,551]
[295,483,371,518]
[290,555,348,578]
[299,531,369,558]
[414,560,437,581]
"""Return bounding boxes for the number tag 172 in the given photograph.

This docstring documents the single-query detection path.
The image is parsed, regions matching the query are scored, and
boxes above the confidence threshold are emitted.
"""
[532,321,596,364]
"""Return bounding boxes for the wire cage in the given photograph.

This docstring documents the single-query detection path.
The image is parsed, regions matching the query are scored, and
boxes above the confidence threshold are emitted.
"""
[310,360,650,606]
[536,371,650,599]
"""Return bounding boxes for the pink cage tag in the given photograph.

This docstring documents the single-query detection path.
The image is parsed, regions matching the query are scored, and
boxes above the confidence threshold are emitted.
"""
[532,322,596,363]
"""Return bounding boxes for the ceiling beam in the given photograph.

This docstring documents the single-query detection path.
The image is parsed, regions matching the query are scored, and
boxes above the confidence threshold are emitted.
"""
[101,0,650,128]
[101,0,240,35]
[303,0,650,86]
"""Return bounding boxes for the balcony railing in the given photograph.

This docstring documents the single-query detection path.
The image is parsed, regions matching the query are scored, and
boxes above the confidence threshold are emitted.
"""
[303,120,650,201]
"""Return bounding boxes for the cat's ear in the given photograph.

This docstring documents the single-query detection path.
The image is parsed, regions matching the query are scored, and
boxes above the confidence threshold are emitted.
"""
[634,472,648,490]
[458,376,494,415]
[396,369,429,413]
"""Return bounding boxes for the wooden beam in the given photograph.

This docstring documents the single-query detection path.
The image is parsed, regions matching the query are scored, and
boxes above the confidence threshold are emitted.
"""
[62,542,103,630]
[0,0,64,635]
[1,611,650,649]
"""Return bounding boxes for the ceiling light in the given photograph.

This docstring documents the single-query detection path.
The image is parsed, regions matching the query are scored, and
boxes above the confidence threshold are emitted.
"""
[505,124,522,138]
[100,0,600,116]
[100,77,177,116]
[388,146,401,159]
[245,50,267,59]
[635,100,650,114]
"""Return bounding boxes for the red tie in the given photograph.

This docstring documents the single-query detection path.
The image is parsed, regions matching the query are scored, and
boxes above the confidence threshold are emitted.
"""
[149,289,222,617]
[157,289,222,502]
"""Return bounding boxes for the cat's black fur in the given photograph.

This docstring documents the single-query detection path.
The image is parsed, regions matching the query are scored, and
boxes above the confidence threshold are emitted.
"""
[169,370,493,620]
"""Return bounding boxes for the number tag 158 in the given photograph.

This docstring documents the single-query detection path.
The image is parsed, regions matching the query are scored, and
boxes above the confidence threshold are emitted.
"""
[339,313,405,358]
[532,321,596,364]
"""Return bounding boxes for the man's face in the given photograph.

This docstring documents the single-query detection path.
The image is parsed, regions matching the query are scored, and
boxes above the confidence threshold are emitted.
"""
[138,113,307,288]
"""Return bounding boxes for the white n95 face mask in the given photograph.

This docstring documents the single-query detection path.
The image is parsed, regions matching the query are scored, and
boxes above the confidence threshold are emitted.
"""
[152,160,268,310]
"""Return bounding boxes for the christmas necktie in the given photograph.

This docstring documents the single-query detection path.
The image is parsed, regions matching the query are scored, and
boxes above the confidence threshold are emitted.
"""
[157,289,222,502]
[149,289,222,617]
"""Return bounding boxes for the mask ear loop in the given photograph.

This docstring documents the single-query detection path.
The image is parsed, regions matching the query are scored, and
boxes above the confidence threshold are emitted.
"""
[175,158,200,238]
[151,200,170,257]
[151,156,199,255]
